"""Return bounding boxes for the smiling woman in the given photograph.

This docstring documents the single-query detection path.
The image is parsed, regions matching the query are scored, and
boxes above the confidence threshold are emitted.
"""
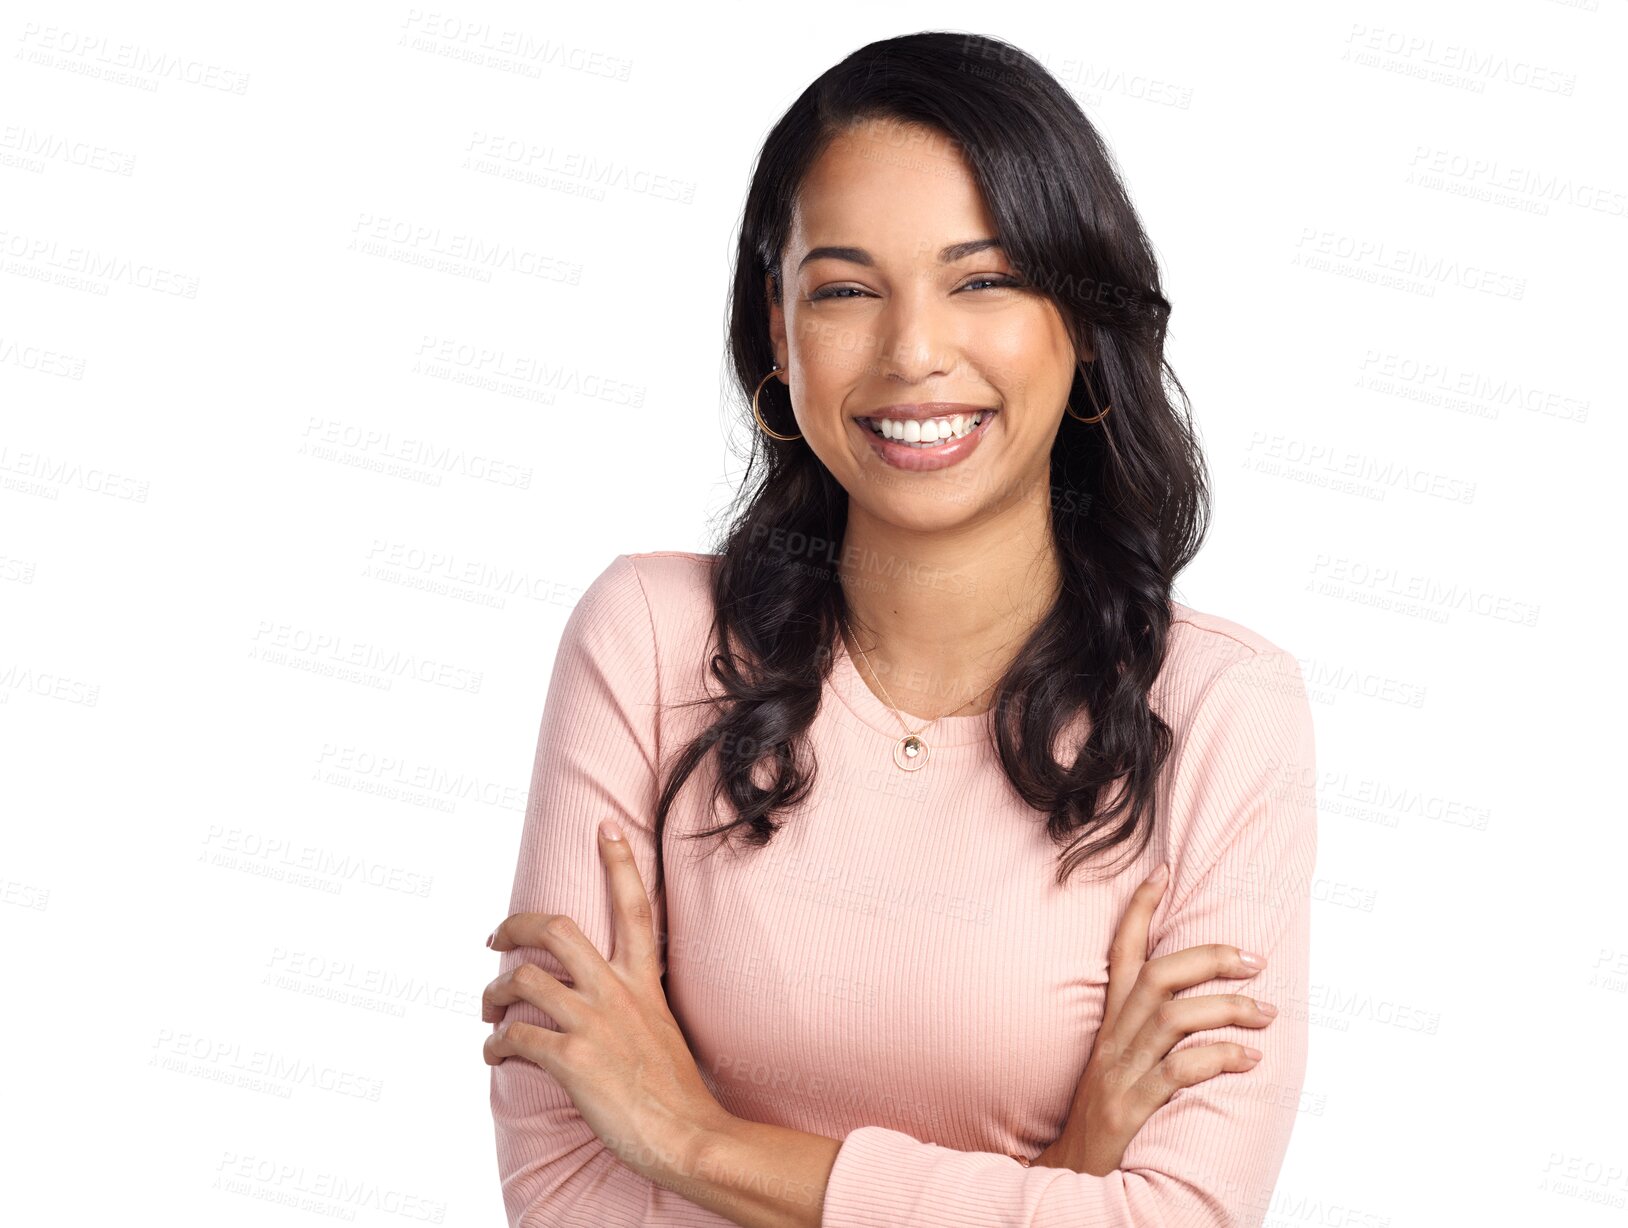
[771,196,1079,488]
[486,29,1317,1228]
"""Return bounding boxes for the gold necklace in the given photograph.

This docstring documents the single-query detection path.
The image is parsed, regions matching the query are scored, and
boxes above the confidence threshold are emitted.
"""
[843,621,992,771]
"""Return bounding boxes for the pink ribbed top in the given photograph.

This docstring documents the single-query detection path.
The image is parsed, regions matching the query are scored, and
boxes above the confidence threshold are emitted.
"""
[490,551,1318,1228]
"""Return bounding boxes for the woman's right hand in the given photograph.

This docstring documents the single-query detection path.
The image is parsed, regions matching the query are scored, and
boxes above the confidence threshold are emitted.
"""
[1032,863,1277,1176]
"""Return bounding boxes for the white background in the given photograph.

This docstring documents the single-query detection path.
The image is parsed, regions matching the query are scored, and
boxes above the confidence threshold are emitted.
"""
[3,1,1624,1224]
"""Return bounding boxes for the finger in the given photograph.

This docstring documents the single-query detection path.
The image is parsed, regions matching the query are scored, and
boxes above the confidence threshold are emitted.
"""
[598,818,658,974]
[488,911,605,993]
[1102,863,1170,1032]
[1116,943,1265,1042]
[1121,1041,1263,1119]
[482,1014,565,1069]
[1140,943,1266,997]
[481,961,581,1027]
[1122,993,1277,1069]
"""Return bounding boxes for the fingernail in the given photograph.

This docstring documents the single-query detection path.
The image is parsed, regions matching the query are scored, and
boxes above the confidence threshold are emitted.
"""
[1238,949,1265,969]
[599,818,623,842]
[1150,862,1169,883]
[1255,999,1277,1016]
[1243,1046,1263,1061]
[485,930,496,948]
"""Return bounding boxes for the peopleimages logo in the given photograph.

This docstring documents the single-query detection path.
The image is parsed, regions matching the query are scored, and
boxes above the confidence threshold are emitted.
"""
[16,23,252,94]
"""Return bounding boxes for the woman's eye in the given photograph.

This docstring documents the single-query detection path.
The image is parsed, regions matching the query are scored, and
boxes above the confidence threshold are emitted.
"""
[809,286,869,301]
[808,276,1022,302]
[961,275,1023,292]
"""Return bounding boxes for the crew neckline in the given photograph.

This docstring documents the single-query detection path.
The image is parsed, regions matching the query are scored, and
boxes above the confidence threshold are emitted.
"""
[828,631,993,748]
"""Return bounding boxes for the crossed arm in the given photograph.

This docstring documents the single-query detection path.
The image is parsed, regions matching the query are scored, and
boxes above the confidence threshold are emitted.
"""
[489,555,1317,1228]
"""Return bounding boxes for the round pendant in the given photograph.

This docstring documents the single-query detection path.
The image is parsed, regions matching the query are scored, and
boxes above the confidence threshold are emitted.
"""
[893,734,929,771]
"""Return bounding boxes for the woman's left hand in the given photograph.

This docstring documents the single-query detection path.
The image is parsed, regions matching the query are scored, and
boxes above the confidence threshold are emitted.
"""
[482,818,731,1185]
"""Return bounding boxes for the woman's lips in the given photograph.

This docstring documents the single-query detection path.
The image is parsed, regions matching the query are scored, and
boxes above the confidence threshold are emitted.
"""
[853,410,998,472]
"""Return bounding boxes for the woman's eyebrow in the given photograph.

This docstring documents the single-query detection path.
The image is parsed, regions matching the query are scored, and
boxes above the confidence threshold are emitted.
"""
[797,237,1004,270]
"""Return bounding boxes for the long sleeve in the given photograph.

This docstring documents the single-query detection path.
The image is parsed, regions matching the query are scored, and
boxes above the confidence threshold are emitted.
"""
[818,646,1318,1228]
[489,554,696,1227]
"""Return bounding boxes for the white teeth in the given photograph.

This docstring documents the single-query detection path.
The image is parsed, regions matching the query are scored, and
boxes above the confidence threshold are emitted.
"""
[866,413,987,446]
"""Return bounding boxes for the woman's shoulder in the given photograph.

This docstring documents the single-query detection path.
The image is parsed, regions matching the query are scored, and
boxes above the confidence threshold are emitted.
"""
[1158,598,1308,728]
[574,550,715,599]
[565,551,716,642]
[1168,598,1293,665]
[1157,600,1318,860]
[615,551,719,623]
[622,549,719,584]
[574,551,720,681]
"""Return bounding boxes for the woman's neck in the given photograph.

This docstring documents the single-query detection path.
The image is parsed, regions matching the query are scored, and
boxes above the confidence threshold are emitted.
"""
[836,496,1061,721]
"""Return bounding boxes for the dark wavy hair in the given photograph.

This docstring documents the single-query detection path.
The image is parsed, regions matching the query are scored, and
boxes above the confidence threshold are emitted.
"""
[649,30,1210,897]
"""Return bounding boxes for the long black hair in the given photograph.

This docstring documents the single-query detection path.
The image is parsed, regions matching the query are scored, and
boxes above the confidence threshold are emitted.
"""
[650,30,1210,896]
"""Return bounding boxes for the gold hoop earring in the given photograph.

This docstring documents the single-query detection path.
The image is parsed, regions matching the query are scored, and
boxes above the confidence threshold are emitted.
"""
[752,366,801,441]
[1066,362,1113,424]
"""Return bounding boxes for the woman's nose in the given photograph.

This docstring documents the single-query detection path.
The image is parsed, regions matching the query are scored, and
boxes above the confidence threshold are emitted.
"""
[872,297,955,383]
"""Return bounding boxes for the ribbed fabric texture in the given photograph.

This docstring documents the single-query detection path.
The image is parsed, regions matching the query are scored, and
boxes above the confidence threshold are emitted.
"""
[490,551,1318,1228]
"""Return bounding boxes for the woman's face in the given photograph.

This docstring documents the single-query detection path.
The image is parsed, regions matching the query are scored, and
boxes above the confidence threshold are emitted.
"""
[768,117,1083,532]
